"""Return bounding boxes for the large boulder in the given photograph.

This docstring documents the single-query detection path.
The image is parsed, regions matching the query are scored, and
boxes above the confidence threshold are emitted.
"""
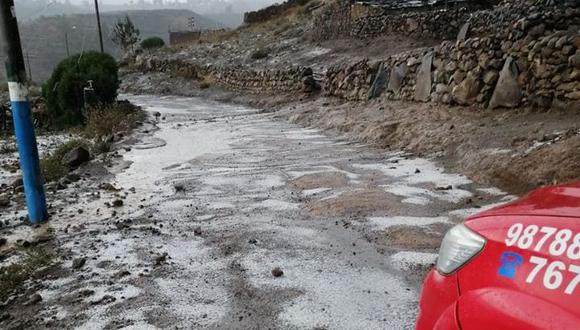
[62,147,91,169]
[387,63,408,94]
[414,52,433,102]
[452,72,481,105]
[489,57,522,109]
[368,62,387,99]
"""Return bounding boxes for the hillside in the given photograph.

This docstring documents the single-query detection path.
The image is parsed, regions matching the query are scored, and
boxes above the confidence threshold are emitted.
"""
[123,0,580,193]
[7,9,223,83]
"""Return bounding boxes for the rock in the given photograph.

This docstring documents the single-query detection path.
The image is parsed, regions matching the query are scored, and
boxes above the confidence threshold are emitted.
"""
[72,257,86,270]
[155,253,168,266]
[483,70,499,85]
[302,76,319,93]
[387,63,408,93]
[0,195,9,208]
[489,57,522,109]
[368,62,387,99]
[271,267,284,278]
[569,52,580,69]
[414,52,433,102]
[451,73,481,105]
[193,226,202,236]
[301,67,313,77]
[61,147,90,168]
[10,177,23,188]
[528,24,545,38]
[0,238,6,247]
[25,293,42,306]
[406,18,419,32]
[65,173,81,183]
[445,61,457,72]
[112,199,124,207]
[457,22,469,41]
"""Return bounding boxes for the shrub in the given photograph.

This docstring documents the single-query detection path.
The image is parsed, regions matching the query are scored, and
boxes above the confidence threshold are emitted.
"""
[84,102,138,139]
[251,48,270,60]
[141,36,165,50]
[42,51,119,129]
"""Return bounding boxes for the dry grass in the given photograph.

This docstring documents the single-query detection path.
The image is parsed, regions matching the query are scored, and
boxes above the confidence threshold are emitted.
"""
[0,248,53,302]
[84,102,140,139]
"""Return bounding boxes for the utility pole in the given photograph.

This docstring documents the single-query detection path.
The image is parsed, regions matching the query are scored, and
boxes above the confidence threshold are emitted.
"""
[25,51,32,82]
[65,31,70,56]
[94,0,104,53]
[0,1,48,224]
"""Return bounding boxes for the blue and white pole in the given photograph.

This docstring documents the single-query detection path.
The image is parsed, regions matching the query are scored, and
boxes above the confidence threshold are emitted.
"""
[0,1,48,224]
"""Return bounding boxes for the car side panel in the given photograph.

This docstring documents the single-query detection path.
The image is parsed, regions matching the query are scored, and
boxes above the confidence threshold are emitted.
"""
[416,270,459,330]
[462,216,580,316]
[457,288,580,330]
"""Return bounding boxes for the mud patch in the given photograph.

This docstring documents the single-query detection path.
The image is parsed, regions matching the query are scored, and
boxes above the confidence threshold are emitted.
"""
[379,223,451,250]
[307,189,401,217]
[290,171,349,190]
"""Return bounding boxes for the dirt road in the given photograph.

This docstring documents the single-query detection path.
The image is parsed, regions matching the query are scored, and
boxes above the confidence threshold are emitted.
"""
[2,95,512,329]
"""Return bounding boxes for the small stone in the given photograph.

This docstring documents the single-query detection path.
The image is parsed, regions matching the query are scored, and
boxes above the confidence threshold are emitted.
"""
[155,253,168,266]
[271,267,284,278]
[72,257,86,270]
[193,226,202,236]
[0,238,7,247]
[61,147,90,168]
[25,293,42,306]
[112,199,124,207]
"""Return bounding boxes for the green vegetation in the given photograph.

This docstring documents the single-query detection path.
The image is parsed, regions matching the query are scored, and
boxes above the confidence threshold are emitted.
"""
[111,15,141,52]
[40,139,90,182]
[0,248,53,302]
[84,101,139,139]
[141,36,165,50]
[42,51,119,129]
[251,47,270,60]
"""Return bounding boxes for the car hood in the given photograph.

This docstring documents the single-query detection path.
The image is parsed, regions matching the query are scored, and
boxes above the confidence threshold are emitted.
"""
[470,181,580,219]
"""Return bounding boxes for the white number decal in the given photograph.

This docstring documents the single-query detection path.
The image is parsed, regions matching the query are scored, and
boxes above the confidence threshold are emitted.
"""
[526,256,547,284]
[544,261,566,290]
[518,225,539,249]
[549,229,573,256]
[567,234,580,260]
[506,223,523,246]
[565,265,580,295]
[534,226,557,252]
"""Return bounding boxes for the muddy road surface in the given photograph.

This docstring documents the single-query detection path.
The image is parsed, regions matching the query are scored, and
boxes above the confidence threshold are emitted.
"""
[3,95,513,329]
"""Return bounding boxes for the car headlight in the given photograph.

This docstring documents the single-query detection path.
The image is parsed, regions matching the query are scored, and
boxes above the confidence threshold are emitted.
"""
[437,223,486,275]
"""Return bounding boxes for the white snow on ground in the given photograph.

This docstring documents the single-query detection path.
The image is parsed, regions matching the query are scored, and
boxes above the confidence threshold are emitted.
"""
[281,128,327,140]
[242,248,417,330]
[249,199,300,211]
[353,155,474,204]
[287,165,360,181]
[390,251,438,272]
[448,201,510,219]
[478,187,507,196]
[302,187,332,197]
[368,216,450,229]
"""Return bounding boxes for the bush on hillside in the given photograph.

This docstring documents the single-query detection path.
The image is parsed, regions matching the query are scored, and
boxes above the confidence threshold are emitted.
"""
[141,36,165,50]
[42,51,119,128]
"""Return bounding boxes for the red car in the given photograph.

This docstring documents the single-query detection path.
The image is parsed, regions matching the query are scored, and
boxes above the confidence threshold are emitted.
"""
[416,182,580,329]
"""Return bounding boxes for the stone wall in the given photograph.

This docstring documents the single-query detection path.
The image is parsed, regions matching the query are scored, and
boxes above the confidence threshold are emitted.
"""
[244,0,312,25]
[324,1,580,109]
[349,3,483,40]
[135,57,315,94]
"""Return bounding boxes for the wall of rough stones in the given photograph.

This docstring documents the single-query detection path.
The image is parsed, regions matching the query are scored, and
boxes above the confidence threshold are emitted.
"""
[135,57,314,94]
[310,0,487,41]
[324,1,580,110]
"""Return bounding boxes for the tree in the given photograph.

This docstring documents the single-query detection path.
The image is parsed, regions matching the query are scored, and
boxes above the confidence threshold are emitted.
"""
[140,36,165,50]
[42,51,119,128]
[111,15,140,52]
